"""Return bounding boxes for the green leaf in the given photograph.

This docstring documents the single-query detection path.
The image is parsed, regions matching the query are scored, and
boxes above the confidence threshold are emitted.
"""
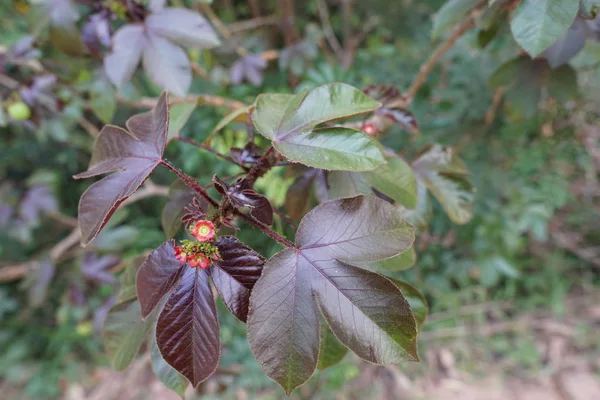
[364,247,417,272]
[327,154,418,208]
[581,0,600,19]
[387,278,428,327]
[548,64,578,102]
[399,179,432,230]
[253,83,383,171]
[317,323,348,370]
[103,300,154,371]
[413,145,474,225]
[432,0,483,40]
[205,107,249,144]
[117,256,145,304]
[168,102,196,141]
[510,0,579,57]
[151,337,189,398]
[90,75,116,124]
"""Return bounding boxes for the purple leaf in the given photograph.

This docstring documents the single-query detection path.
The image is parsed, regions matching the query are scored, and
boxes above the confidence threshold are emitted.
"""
[136,240,186,319]
[73,92,168,246]
[142,34,192,97]
[82,253,120,284]
[213,176,274,226]
[81,13,112,57]
[146,8,220,49]
[230,54,266,87]
[211,236,264,322]
[363,84,419,134]
[156,266,220,388]
[543,17,588,68]
[93,295,117,333]
[19,184,58,226]
[35,0,79,25]
[247,195,418,394]
[104,24,146,88]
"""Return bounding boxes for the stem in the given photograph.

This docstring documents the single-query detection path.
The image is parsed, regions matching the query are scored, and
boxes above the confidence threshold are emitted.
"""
[237,212,295,247]
[160,160,219,207]
[404,16,476,104]
[175,137,247,169]
[246,146,275,185]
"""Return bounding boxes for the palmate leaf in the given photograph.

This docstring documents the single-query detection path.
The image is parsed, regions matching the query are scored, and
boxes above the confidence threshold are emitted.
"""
[136,237,264,387]
[510,0,579,58]
[74,93,168,246]
[252,83,384,171]
[247,195,418,394]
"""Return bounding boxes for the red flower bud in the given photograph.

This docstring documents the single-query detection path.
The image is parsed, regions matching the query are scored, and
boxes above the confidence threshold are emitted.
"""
[174,246,188,263]
[191,220,216,242]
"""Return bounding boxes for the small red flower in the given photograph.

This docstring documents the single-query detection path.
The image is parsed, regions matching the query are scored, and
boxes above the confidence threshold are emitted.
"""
[363,123,377,136]
[188,253,211,269]
[174,246,188,263]
[191,220,216,242]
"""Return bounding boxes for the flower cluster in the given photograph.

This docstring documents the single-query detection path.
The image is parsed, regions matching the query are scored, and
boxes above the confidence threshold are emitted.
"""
[173,220,220,269]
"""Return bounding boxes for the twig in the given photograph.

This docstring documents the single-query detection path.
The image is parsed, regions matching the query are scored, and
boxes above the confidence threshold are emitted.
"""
[191,63,209,79]
[316,0,343,59]
[404,16,476,104]
[200,3,248,57]
[427,301,512,324]
[228,15,280,33]
[116,94,246,111]
[47,211,78,227]
[78,117,99,137]
[485,87,505,126]
[174,136,247,169]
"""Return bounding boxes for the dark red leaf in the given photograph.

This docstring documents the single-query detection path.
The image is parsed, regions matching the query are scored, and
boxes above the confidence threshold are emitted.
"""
[247,195,417,394]
[136,240,185,319]
[213,176,274,226]
[73,92,168,246]
[156,266,220,388]
[210,236,264,322]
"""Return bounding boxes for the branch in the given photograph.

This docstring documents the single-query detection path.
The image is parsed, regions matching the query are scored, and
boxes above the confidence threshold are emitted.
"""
[200,3,248,57]
[174,136,247,169]
[116,94,246,111]
[316,0,343,59]
[404,16,476,104]
[228,15,280,33]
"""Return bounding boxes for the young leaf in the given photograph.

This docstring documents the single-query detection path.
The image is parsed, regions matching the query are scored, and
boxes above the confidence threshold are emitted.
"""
[103,300,154,371]
[74,92,168,246]
[252,83,384,171]
[136,240,186,319]
[156,266,220,388]
[510,0,579,58]
[210,236,265,322]
[412,145,473,225]
[247,196,418,394]
[151,337,189,398]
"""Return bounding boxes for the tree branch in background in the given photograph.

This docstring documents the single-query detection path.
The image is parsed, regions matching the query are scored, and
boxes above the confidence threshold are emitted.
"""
[317,0,343,59]
[228,15,279,33]
[200,3,248,57]
[404,16,476,104]
[116,94,246,111]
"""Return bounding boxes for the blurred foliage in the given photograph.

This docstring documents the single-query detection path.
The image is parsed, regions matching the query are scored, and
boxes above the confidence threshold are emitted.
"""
[0,0,599,398]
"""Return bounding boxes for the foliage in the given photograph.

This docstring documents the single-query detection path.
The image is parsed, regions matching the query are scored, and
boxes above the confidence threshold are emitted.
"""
[0,0,599,398]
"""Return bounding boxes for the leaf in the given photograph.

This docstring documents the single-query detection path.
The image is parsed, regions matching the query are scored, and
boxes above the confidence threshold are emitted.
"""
[81,253,119,284]
[146,8,220,49]
[327,154,418,209]
[143,34,192,97]
[151,337,189,398]
[19,184,58,226]
[103,300,154,371]
[213,176,273,226]
[117,256,146,304]
[161,180,200,239]
[89,74,116,124]
[156,266,220,387]
[247,196,418,394]
[364,247,417,272]
[543,18,588,68]
[205,107,249,145]
[74,92,168,246]
[399,179,432,229]
[136,240,186,319]
[27,259,55,308]
[510,0,579,57]
[432,0,483,40]
[387,278,428,326]
[104,24,146,88]
[168,102,196,141]
[230,54,267,87]
[210,236,265,322]
[285,173,314,220]
[317,323,348,370]
[413,145,473,225]
[253,84,384,171]
[581,0,600,19]
[548,64,579,101]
